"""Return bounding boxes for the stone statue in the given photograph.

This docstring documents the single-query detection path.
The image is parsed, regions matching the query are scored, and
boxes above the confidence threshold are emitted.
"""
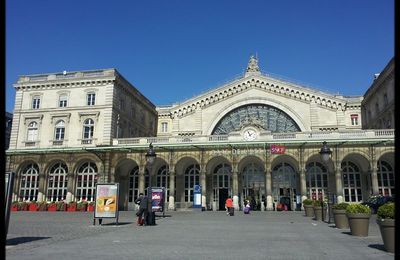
[246,55,260,72]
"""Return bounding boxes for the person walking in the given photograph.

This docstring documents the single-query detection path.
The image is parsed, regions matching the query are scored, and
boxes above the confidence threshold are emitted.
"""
[135,193,148,226]
[225,196,234,216]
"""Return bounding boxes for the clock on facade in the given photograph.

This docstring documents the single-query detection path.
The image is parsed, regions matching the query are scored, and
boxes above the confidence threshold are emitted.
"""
[243,129,257,141]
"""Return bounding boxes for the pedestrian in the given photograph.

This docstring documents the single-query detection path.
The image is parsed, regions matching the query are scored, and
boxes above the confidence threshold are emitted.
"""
[225,196,234,216]
[244,200,251,214]
[135,193,148,226]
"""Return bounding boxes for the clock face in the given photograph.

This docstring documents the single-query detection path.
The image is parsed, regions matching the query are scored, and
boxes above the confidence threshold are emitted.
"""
[243,129,257,141]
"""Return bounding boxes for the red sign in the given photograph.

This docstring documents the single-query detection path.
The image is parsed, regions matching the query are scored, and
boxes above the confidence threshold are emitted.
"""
[271,145,286,154]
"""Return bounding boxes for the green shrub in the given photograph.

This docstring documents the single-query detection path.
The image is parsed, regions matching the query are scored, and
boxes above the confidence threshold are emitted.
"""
[313,200,326,207]
[346,204,371,214]
[303,199,313,205]
[377,202,395,219]
[332,202,349,210]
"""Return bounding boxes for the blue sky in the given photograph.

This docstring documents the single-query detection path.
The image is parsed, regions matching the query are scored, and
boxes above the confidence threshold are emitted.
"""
[6,0,394,113]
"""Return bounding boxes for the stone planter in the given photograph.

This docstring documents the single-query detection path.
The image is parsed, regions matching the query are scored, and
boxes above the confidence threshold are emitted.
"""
[313,206,323,221]
[304,205,314,217]
[47,204,57,212]
[377,218,395,253]
[347,213,371,236]
[333,209,349,229]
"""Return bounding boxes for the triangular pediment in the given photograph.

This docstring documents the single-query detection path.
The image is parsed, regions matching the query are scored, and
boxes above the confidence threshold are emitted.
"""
[158,72,360,119]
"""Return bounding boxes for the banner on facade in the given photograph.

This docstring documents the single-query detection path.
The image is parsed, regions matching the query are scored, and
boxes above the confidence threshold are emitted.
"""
[271,145,286,154]
[94,183,119,219]
[151,187,165,213]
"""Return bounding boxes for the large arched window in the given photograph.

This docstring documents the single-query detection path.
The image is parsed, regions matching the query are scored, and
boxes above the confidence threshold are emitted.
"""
[342,161,362,202]
[76,162,98,201]
[129,166,140,203]
[377,160,395,196]
[157,165,170,201]
[47,162,68,201]
[212,163,232,209]
[184,164,200,202]
[27,121,38,141]
[19,163,39,201]
[242,163,264,201]
[272,162,297,206]
[212,104,300,135]
[306,162,328,200]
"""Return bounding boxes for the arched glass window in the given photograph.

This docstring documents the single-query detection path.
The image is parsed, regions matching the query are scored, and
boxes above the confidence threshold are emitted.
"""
[272,162,297,206]
[377,160,395,196]
[47,162,68,201]
[306,162,328,200]
[27,121,38,141]
[212,163,232,208]
[129,166,139,203]
[184,164,200,202]
[83,119,94,139]
[212,104,300,135]
[242,163,264,202]
[19,163,39,201]
[76,162,98,201]
[54,120,65,141]
[342,161,362,202]
[157,165,170,201]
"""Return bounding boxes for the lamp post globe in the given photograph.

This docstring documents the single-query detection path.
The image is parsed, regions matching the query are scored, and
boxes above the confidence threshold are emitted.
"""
[145,143,156,225]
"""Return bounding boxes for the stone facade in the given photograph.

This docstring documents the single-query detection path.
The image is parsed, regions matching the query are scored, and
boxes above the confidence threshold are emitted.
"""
[361,58,394,129]
[5,112,13,150]
[6,57,395,212]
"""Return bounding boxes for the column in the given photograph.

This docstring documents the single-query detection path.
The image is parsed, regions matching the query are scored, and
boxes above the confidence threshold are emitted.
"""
[168,170,175,210]
[265,170,273,210]
[138,166,145,194]
[232,169,239,210]
[370,166,379,196]
[299,169,307,203]
[334,162,344,204]
[37,173,46,202]
[200,169,207,210]
[66,172,74,203]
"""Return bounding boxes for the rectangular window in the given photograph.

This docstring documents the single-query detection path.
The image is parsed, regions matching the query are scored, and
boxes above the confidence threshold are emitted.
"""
[59,96,68,107]
[55,128,65,140]
[161,122,168,133]
[351,114,359,126]
[32,97,40,109]
[87,93,96,106]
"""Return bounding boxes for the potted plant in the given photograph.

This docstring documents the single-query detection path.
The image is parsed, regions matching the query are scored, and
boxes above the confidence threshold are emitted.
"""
[11,201,19,211]
[47,202,57,211]
[87,201,95,212]
[38,201,47,211]
[303,199,314,217]
[28,201,39,211]
[77,201,88,212]
[56,201,67,211]
[19,201,29,211]
[376,202,395,253]
[346,204,371,236]
[67,201,77,212]
[332,202,349,229]
[313,200,326,221]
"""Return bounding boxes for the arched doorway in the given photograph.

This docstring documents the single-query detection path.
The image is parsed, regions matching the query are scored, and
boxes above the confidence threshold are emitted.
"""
[241,163,264,210]
[212,163,232,210]
[306,162,328,201]
[272,162,297,210]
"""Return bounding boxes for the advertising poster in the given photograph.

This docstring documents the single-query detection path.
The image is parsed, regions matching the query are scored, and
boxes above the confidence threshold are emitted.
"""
[94,183,119,218]
[151,187,164,212]
[271,145,286,154]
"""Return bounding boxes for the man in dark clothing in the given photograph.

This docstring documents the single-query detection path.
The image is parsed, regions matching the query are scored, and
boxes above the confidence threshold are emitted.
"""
[135,193,148,226]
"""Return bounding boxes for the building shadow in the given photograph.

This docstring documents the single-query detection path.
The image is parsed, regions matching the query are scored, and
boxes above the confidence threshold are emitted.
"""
[6,236,50,246]
[368,244,386,252]
[341,231,352,236]
[101,222,132,226]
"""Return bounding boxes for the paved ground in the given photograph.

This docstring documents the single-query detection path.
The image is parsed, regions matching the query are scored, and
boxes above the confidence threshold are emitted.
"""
[5,210,395,260]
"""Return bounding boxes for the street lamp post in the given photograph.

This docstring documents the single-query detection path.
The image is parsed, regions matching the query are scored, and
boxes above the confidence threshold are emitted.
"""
[319,141,332,223]
[145,143,156,225]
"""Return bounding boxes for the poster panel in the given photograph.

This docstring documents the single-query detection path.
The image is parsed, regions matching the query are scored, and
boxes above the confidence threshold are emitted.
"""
[151,187,165,212]
[94,183,119,218]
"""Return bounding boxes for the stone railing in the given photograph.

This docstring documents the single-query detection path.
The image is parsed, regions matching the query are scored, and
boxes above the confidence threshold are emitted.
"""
[112,129,394,146]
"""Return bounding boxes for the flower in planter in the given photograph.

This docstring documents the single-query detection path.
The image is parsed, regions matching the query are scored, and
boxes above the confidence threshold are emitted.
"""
[67,201,77,211]
[19,201,29,211]
[302,199,313,206]
[37,201,47,211]
[77,201,88,211]
[56,201,66,211]
[377,202,395,219]
[11,201,19,211]
[313,200,327,207]
[28,201,39,211]
[332,202,349,210]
